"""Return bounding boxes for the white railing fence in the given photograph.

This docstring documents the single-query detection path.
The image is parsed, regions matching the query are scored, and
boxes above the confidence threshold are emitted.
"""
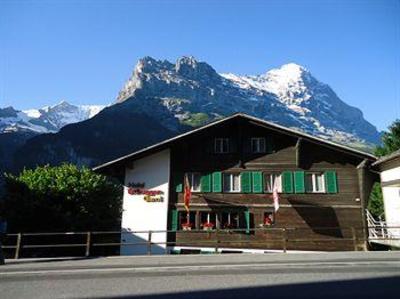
[365,209,391,240]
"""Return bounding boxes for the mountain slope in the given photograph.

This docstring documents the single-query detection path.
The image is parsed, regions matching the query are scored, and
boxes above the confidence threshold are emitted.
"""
[12,56,379,171]
[0,101,105,134]
[117,57,379,146]
[13,96,184,170]
[0,101,105,175]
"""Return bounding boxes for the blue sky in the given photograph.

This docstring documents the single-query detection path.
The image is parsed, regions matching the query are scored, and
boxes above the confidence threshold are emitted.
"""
[0,0,399,131]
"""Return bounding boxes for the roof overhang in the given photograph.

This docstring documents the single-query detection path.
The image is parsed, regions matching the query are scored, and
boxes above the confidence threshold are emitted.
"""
[372,149,400,167]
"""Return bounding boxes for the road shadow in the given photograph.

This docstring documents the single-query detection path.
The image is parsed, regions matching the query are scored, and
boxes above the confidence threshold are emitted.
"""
[96,276,400,299]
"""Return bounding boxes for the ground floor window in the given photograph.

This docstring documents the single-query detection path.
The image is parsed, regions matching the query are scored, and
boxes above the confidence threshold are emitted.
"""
[178,211,196,230]
[261,211,275,227]
[175,210,253,232]
[220,212,240,229]
[200,212,217,230]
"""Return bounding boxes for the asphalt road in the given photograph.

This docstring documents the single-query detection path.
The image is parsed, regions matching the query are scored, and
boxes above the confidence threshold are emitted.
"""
[1,252,400,299]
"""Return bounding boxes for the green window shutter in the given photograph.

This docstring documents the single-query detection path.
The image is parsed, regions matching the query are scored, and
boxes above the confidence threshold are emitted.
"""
[282,171,294,193]
[244,210,250,234]
[241,172,252,193]
[171,209,178,231]
[212,171,222,193]
[200,173,212,192]
[174,173,183,193]
[252,171,263,193]
[294,171,305,193]
[325,171,338,193]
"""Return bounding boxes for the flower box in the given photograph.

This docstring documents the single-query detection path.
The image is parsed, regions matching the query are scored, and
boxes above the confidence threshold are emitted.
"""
[181,223,192,231]
[202,222,214,231]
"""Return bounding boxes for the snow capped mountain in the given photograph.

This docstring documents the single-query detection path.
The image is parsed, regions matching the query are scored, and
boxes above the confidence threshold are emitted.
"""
[0,101,105,134]
[8,55,381,173]
[222,63,313,106]
[115,56,380,147]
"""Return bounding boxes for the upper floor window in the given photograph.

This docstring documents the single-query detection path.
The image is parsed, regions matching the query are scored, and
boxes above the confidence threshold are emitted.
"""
[223,173,241,192]
[186,172,201,192]
[264,173,282,193]
[305,172,325,193]
[251,137,266,153]
[215,138,230,153]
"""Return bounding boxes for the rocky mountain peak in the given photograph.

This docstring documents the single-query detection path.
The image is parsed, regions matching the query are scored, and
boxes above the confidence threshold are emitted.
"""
[0,106,19,118]
[115,56,379,146]
[116,56,221,103]
[175,55,219,81]
[4,57,381,175]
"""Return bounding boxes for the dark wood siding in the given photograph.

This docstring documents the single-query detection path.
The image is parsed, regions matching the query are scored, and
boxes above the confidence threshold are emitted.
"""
[168,118,370,251]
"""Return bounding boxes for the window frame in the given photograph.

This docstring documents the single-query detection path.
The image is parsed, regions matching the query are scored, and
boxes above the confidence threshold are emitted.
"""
[186,172,201,192]
[251,137,266,153]
[305,172,326,193]
[177,211,197,230]
[220,211,240,229]
[214,138,230,154]
[223,172,241,193]
[261,210,276,227]
[200,211,217,230]
[264,172,282,193]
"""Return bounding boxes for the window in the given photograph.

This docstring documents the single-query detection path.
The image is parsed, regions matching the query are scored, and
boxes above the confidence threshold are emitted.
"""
[305,172,325,193]
[178,211,196,230]
[264,173,282,193]
[186,172,201,192]
[200,212,217,230]
[220,212,240,229]
[223,173,241,192]
[262,211,275,227]
[215,138,230,153]
[251,137,266,153]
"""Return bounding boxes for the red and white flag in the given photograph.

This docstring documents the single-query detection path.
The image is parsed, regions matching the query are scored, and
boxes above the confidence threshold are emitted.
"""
[273,177,280,212]
[184,174,191,213]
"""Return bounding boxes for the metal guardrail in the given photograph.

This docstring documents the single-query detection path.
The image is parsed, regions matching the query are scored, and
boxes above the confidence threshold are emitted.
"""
[1,226,400,259]
[365,209,391,239]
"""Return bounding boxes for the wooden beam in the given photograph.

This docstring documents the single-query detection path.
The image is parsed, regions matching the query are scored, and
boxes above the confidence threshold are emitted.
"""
[126,160,134,170]
[357,159,370,251]
[237,118,244,168]
[295,138,302,168]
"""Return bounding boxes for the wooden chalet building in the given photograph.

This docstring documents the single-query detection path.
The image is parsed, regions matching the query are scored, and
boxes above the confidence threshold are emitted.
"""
[94,113,378,254]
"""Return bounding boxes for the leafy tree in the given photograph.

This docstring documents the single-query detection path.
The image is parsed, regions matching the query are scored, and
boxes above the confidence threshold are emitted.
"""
[1,164,122,232]
[368,119,400,218]
[367,182,384,219]
[375,119,400,156]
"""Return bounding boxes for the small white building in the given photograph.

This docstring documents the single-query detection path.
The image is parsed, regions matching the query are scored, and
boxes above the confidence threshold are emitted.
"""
[373,150,400,240]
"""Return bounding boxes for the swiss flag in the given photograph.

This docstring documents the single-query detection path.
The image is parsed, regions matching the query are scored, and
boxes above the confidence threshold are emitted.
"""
[273,178,280,212]
[184,174,191,212]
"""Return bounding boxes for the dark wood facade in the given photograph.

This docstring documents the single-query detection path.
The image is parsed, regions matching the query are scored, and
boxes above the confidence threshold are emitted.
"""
[167,117,377,251]
[95,113,378,252]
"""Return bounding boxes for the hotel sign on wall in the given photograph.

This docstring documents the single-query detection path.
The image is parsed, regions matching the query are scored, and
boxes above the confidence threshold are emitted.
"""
[127,182,164,202]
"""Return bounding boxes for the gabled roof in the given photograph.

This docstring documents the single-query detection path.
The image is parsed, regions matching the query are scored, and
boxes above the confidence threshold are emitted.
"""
[372,149,400,166]
[93,113,376,172]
